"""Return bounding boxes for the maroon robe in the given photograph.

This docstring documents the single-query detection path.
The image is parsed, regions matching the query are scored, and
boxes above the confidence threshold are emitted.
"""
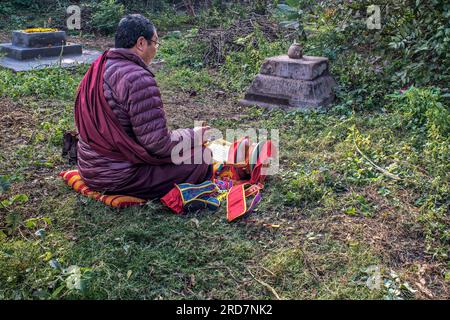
[75,49,212,200]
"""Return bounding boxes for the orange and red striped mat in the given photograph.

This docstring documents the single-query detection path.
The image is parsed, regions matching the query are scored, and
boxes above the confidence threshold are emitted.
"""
[59,170,146,208]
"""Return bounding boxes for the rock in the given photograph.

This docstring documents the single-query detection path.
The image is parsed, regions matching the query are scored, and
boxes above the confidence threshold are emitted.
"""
[215,90,226,98]
[1,30,81,60]
[240,51,337,110]
[260,55,329,81]
[287,43,303,59]
[12,30,67,48]
[0,30,100,71]
[166,30,182,39]
[149,59,165,73]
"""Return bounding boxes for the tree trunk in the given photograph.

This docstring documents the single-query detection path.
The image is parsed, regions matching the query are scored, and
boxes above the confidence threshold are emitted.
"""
[183,0,196,16]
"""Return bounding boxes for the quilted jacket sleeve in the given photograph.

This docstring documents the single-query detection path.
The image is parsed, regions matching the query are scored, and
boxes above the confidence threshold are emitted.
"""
[124,69,194,158]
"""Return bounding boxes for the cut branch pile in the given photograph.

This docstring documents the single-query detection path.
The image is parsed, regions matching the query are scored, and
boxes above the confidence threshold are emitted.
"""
[194,14,283,66]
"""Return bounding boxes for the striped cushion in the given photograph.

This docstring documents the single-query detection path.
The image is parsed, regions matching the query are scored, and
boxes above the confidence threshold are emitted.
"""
[59,170,146,208]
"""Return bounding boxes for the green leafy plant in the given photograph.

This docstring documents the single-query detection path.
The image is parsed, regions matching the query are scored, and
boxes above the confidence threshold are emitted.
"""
[0,66,88,100]
[386,0,449,86]
[0,176,11,194]
[1,194,28,235]
[220,28,288,92]
[4,212,22,235]
[389,87,448,134]
[90,0,125,35]
[388,87,449,176]
[1,193,29,208]
[40,117,73,146]
[60,265,92,294]
[276,0,311,41]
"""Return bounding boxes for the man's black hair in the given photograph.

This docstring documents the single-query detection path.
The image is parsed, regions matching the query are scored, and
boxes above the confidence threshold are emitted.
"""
[114,14,155,48]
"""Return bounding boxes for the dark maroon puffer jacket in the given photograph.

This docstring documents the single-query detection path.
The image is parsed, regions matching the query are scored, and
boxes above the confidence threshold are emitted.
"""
[77,49,212,199]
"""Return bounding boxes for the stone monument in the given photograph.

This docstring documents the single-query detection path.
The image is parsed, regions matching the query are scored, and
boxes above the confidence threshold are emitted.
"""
[240,43,336,109]
[0,28,100,71]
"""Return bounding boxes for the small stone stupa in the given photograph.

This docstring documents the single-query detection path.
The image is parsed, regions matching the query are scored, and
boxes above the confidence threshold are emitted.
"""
[240,43,336,109]
[0,29,100,71]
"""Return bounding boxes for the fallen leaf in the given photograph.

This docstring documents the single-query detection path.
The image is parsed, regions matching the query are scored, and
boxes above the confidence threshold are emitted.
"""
[415,282,433,298]
[190,218,200,228]
[189,274,196,288]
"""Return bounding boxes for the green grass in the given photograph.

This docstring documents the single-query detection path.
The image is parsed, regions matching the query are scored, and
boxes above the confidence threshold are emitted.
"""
[1,84,447,299]
[0,185,387,299]
[0,66,88,100]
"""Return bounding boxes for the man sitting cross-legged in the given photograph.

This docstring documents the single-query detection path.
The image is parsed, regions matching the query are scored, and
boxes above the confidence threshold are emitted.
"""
[75,14,212,200]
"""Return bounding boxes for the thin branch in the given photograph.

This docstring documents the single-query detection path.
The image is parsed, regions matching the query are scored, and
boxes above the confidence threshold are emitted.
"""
[0,201,11,212]
[258,265,276,277]
[246,266,282,300]
[45,109,64,119]
[353,139,402,181]
[298,246,321,283]
[201,265,244,285]
[351,123,402,181]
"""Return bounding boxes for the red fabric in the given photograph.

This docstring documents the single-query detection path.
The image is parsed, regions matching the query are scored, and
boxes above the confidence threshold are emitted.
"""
[226,136,249,181]
[226,184,246,222]
[160,186,184,214]
[74,50,169,165]
[250,140,276,184]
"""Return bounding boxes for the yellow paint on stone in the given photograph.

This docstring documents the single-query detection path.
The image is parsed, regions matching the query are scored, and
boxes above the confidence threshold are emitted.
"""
[23,28,59,33]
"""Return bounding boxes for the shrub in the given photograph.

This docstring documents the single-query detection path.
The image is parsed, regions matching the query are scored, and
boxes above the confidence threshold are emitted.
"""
[0,66,88,100]
[390,87,448,133]
[219,28,288,92]
[386,0,449,87]
[158,31,206,69]
[389,87,449,176]
[158,67,215,93]
[90,0,125,35]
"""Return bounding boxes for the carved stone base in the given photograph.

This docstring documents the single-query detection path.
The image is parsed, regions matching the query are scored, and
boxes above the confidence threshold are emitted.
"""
[240,54,337,110]
[0,43,82,60]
